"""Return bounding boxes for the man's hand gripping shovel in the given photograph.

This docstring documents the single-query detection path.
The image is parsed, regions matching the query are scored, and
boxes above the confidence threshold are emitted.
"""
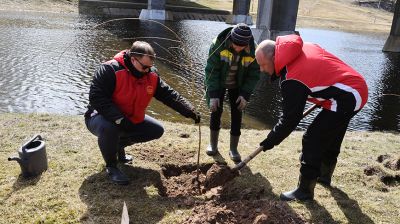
[204,104,319,190]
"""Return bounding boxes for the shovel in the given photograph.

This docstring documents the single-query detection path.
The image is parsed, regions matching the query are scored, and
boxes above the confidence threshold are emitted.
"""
[204,104,319,189]
[233,103,319,171]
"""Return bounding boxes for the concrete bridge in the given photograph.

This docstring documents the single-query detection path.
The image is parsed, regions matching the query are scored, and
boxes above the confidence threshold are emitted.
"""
[79,0,400,52]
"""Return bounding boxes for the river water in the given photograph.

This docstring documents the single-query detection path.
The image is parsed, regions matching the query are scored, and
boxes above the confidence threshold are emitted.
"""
[0,10,399,131]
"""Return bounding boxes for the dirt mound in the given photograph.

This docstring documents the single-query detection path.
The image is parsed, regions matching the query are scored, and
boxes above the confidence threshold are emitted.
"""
[182,200,307,224]
[377,154,400,171]
[384,158,400,171]
[364,166,380,176]
[364,154,400,187]
[159,163,211,197]
[158,163,307,223]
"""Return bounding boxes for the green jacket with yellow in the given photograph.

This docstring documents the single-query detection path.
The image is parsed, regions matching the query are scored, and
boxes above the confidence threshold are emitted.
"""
[204,27,260,105]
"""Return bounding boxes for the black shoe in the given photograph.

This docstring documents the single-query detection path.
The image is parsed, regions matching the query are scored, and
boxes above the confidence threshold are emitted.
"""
[118,154,133,163]
[106,167,129,185]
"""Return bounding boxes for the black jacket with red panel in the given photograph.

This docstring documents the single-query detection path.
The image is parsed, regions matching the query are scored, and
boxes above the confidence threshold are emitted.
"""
[264,35,368,147]
[86,50,197,124]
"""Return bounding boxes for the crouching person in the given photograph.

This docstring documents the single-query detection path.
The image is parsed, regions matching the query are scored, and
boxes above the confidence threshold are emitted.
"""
[85,41,200,185]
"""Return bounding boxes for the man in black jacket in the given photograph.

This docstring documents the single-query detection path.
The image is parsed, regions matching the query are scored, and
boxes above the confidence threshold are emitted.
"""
[85,41,200,185]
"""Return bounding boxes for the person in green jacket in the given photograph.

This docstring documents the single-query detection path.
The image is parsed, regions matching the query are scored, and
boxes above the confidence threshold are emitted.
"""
[204,23,260,163]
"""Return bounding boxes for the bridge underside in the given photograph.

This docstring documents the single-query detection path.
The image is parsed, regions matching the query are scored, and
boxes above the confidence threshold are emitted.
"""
[78,0,230,22]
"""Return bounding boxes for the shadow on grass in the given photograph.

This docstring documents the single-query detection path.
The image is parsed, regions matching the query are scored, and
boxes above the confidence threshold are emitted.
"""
[217,166,308,223]
[304,185,374,224]
[79,165,180,224]
[329,186,374,224]
[304,199,337,223]
[2,174,42,201]
[210,152,227,165]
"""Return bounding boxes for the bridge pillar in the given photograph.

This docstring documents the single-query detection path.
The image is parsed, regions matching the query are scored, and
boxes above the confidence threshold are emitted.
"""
[383,0,400,52]
[252,0,299,42]
[252,0,273,43]
[139,0,173,21]
[269,0,299,40]
[226,0,253,25]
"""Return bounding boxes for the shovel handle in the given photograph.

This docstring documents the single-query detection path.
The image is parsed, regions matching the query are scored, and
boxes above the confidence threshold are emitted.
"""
[232,146,264,171]
[231,104,319,172]
[302,104,319,117]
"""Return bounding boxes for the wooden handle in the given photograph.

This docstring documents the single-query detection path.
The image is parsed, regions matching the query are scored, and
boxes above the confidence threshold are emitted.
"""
[231,104,319,172]
[232,146,264,171]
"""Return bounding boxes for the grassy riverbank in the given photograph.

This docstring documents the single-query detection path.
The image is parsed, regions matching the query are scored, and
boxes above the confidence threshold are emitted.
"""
[0,0,394,33]
[0,113,399,223]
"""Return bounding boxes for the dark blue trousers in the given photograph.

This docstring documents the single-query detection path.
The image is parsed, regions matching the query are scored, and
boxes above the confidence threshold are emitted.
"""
[85,114,164,166]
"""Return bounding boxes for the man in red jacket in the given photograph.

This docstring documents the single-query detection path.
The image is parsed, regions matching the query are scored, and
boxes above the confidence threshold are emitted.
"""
[255,34,368,201]
[85,41,200,185]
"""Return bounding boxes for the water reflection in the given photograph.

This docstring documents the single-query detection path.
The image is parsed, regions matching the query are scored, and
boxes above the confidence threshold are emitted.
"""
[369,53,400,130]
[0,11,399,132]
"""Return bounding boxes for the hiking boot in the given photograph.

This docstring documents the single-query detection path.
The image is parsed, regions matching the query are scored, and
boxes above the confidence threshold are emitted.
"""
[206,130,219,156]
[280,175,316,201]
[106,166,129,185]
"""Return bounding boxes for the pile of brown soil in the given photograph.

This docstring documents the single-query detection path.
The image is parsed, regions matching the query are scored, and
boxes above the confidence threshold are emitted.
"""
[158,163,307,223]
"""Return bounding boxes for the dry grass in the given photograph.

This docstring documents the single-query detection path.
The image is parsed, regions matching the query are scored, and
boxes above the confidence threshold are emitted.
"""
[0,113,399,223]
[187,0,393,33]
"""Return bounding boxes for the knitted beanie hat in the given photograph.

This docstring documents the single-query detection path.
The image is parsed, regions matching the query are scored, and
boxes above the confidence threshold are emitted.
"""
[230,23,252,46]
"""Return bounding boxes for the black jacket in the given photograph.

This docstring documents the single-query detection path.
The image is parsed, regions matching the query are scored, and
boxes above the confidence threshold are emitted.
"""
[86,55,197,122]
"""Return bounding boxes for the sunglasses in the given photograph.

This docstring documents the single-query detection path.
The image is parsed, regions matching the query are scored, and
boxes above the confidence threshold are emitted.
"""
[134,57,153,70]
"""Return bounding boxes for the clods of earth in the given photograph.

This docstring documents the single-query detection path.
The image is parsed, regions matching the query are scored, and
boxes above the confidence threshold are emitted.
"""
[158,163,307,224]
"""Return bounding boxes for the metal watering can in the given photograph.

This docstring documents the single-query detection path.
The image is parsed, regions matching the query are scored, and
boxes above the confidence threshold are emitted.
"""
[8,135,48,177]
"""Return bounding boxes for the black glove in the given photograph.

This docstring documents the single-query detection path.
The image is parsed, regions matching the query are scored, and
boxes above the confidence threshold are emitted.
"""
[191,111,201,124]
[119,117,135,131]
[260,138,274,151]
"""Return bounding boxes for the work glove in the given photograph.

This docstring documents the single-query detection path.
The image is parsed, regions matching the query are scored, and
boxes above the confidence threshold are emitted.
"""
[118,117,135,132]
[209,98,220,112]
[260,138,274,151]
[236,96,248,111]
[191,111,201,124]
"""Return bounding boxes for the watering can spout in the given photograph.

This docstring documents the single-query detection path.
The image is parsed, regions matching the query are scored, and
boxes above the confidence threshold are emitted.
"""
[8,156,23,164]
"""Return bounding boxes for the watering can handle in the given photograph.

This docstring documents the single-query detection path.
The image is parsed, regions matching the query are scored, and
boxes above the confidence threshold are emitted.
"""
[21,134,42,153]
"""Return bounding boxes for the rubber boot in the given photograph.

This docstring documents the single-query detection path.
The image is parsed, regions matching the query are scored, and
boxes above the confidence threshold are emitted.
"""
[206,130,219,156]
[280,175,317,201]
[106,166,129,185]
[100,148,129,185]
[317,160,337,186]
[118,147,133,163]
[229,135,241,163]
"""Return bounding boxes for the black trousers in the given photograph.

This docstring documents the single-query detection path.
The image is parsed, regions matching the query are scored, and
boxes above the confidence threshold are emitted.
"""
[210,88,242,136]
[85,114,164,166]
[300,109,359,179]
